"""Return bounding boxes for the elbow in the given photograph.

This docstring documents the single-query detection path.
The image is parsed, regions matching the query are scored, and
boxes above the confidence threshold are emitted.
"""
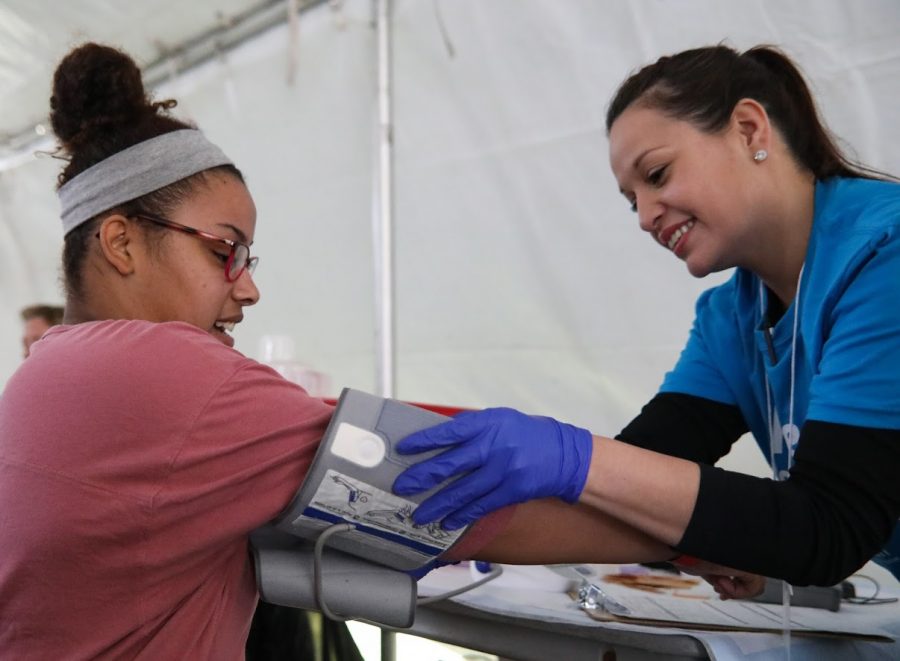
[781,513,892,587]
[787,556,867,588]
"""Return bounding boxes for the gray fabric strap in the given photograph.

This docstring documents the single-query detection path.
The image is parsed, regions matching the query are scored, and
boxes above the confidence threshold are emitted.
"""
[57,129,233,235]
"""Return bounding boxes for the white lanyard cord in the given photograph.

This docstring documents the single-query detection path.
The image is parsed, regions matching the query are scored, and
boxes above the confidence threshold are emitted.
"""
[787,264,804,468]
[758,264,805,659]
[758,264,805,473]
[763,370,776,474]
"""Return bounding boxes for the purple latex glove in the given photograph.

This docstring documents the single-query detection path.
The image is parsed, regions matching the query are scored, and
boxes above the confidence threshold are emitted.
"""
[392,408,593,530]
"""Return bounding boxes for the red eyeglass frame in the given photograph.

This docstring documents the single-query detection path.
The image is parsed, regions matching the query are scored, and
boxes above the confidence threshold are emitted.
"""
[130,212,258,282]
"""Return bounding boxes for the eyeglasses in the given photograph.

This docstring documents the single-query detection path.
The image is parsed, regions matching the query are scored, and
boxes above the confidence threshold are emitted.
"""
[130,213,258,282]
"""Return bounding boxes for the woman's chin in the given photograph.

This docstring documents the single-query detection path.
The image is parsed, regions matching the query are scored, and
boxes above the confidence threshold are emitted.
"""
[684,255,719,279]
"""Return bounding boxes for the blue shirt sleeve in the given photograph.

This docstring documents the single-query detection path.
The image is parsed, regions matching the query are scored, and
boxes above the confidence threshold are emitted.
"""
[659,282,742,407]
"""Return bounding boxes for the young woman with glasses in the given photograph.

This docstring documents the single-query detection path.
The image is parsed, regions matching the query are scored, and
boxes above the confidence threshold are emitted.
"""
[0,41,665,660]
[0,42,319,659]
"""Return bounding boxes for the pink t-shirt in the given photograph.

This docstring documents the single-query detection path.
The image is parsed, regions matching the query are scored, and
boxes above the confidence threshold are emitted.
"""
[0,320,511,659]
[0,320,332,659]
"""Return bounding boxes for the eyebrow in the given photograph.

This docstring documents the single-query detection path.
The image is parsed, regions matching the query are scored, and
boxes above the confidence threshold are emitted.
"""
[217,223,251,245]
[632,146,662,172]
[617,146,665,195]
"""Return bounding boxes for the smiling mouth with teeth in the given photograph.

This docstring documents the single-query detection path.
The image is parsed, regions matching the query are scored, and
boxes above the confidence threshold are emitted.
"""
[666,220,695,251]
[214,321,236,333]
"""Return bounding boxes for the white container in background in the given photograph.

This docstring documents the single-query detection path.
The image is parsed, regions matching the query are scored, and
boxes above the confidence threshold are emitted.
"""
[258,334,331,397]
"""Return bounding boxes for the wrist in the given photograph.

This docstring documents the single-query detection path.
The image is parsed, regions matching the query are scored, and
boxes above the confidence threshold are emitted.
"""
[671,554,700,567]
[560,424,594,503]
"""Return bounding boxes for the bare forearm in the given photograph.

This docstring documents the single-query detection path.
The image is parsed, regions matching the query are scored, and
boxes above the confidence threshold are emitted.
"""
[472,498,674,565]
[578,436,700,546]
[468,436,698,564]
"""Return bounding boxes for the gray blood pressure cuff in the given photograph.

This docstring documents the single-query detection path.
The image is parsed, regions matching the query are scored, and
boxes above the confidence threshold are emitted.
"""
[270,388,470,571]
[251,388,470,626]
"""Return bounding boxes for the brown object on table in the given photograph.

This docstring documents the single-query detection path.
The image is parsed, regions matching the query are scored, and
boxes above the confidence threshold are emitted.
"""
[602,573,700,593]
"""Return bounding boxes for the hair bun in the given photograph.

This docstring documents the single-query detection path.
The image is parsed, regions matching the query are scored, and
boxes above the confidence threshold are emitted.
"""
[50,43,151,149]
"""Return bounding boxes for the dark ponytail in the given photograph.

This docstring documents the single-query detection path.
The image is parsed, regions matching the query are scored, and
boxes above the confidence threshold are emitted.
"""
[605,44,888,182]
[50,43,243,300]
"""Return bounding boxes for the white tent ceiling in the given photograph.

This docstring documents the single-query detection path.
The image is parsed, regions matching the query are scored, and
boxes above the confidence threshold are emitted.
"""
[0,0,326,156]
[1,0,899,477]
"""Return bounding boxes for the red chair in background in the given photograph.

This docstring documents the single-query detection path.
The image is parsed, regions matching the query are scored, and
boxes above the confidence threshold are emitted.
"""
[321,398,466,418]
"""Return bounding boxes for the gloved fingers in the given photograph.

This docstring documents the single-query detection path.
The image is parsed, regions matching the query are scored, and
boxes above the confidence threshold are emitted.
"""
[409,471,501,525]
[395,416,474,455]
[393,445,485,496]
[440,490,517,531]
[396,408,513,454]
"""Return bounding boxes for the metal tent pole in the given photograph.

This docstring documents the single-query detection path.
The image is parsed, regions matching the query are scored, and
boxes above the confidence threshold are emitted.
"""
[374,0,397,658]
[373,0,396,401]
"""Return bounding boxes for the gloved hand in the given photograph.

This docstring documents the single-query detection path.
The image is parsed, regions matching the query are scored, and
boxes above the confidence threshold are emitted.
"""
[392,407,593,530]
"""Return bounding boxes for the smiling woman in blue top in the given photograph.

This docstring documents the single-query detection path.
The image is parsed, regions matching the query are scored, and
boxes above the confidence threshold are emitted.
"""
[393,44,900,596]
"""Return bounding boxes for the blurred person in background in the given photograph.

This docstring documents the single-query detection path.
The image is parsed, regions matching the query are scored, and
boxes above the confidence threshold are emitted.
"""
[19,304,64,358]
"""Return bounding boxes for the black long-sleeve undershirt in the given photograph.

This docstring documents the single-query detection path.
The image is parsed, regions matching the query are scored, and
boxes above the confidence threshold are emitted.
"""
[615,392,900,586]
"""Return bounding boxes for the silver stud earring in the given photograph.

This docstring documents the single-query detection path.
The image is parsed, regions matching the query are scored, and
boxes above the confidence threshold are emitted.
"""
[753,149,768,162]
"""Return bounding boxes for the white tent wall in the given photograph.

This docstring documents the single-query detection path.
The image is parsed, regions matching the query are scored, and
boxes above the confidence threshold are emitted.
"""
[1,0,899,481]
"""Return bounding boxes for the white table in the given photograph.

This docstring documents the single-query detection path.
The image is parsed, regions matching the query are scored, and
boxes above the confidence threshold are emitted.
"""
[392,564,900,661]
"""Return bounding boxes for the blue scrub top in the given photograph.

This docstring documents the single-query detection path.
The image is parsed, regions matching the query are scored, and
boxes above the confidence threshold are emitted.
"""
[659,177,900,579]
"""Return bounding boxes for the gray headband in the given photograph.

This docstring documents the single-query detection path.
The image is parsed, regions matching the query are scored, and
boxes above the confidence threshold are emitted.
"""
[57,129,233,235]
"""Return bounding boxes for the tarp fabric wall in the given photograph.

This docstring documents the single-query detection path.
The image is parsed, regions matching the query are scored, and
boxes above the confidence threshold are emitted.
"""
[1,0,898,476]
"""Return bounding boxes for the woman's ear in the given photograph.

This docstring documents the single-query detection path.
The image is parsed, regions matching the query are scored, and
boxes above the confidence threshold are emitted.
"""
[731,98,772,156]
[96,215,136,276]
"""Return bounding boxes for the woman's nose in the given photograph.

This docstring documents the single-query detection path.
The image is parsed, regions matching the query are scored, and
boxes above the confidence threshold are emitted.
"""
[636,193,663,234]
[234,268,260,306]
